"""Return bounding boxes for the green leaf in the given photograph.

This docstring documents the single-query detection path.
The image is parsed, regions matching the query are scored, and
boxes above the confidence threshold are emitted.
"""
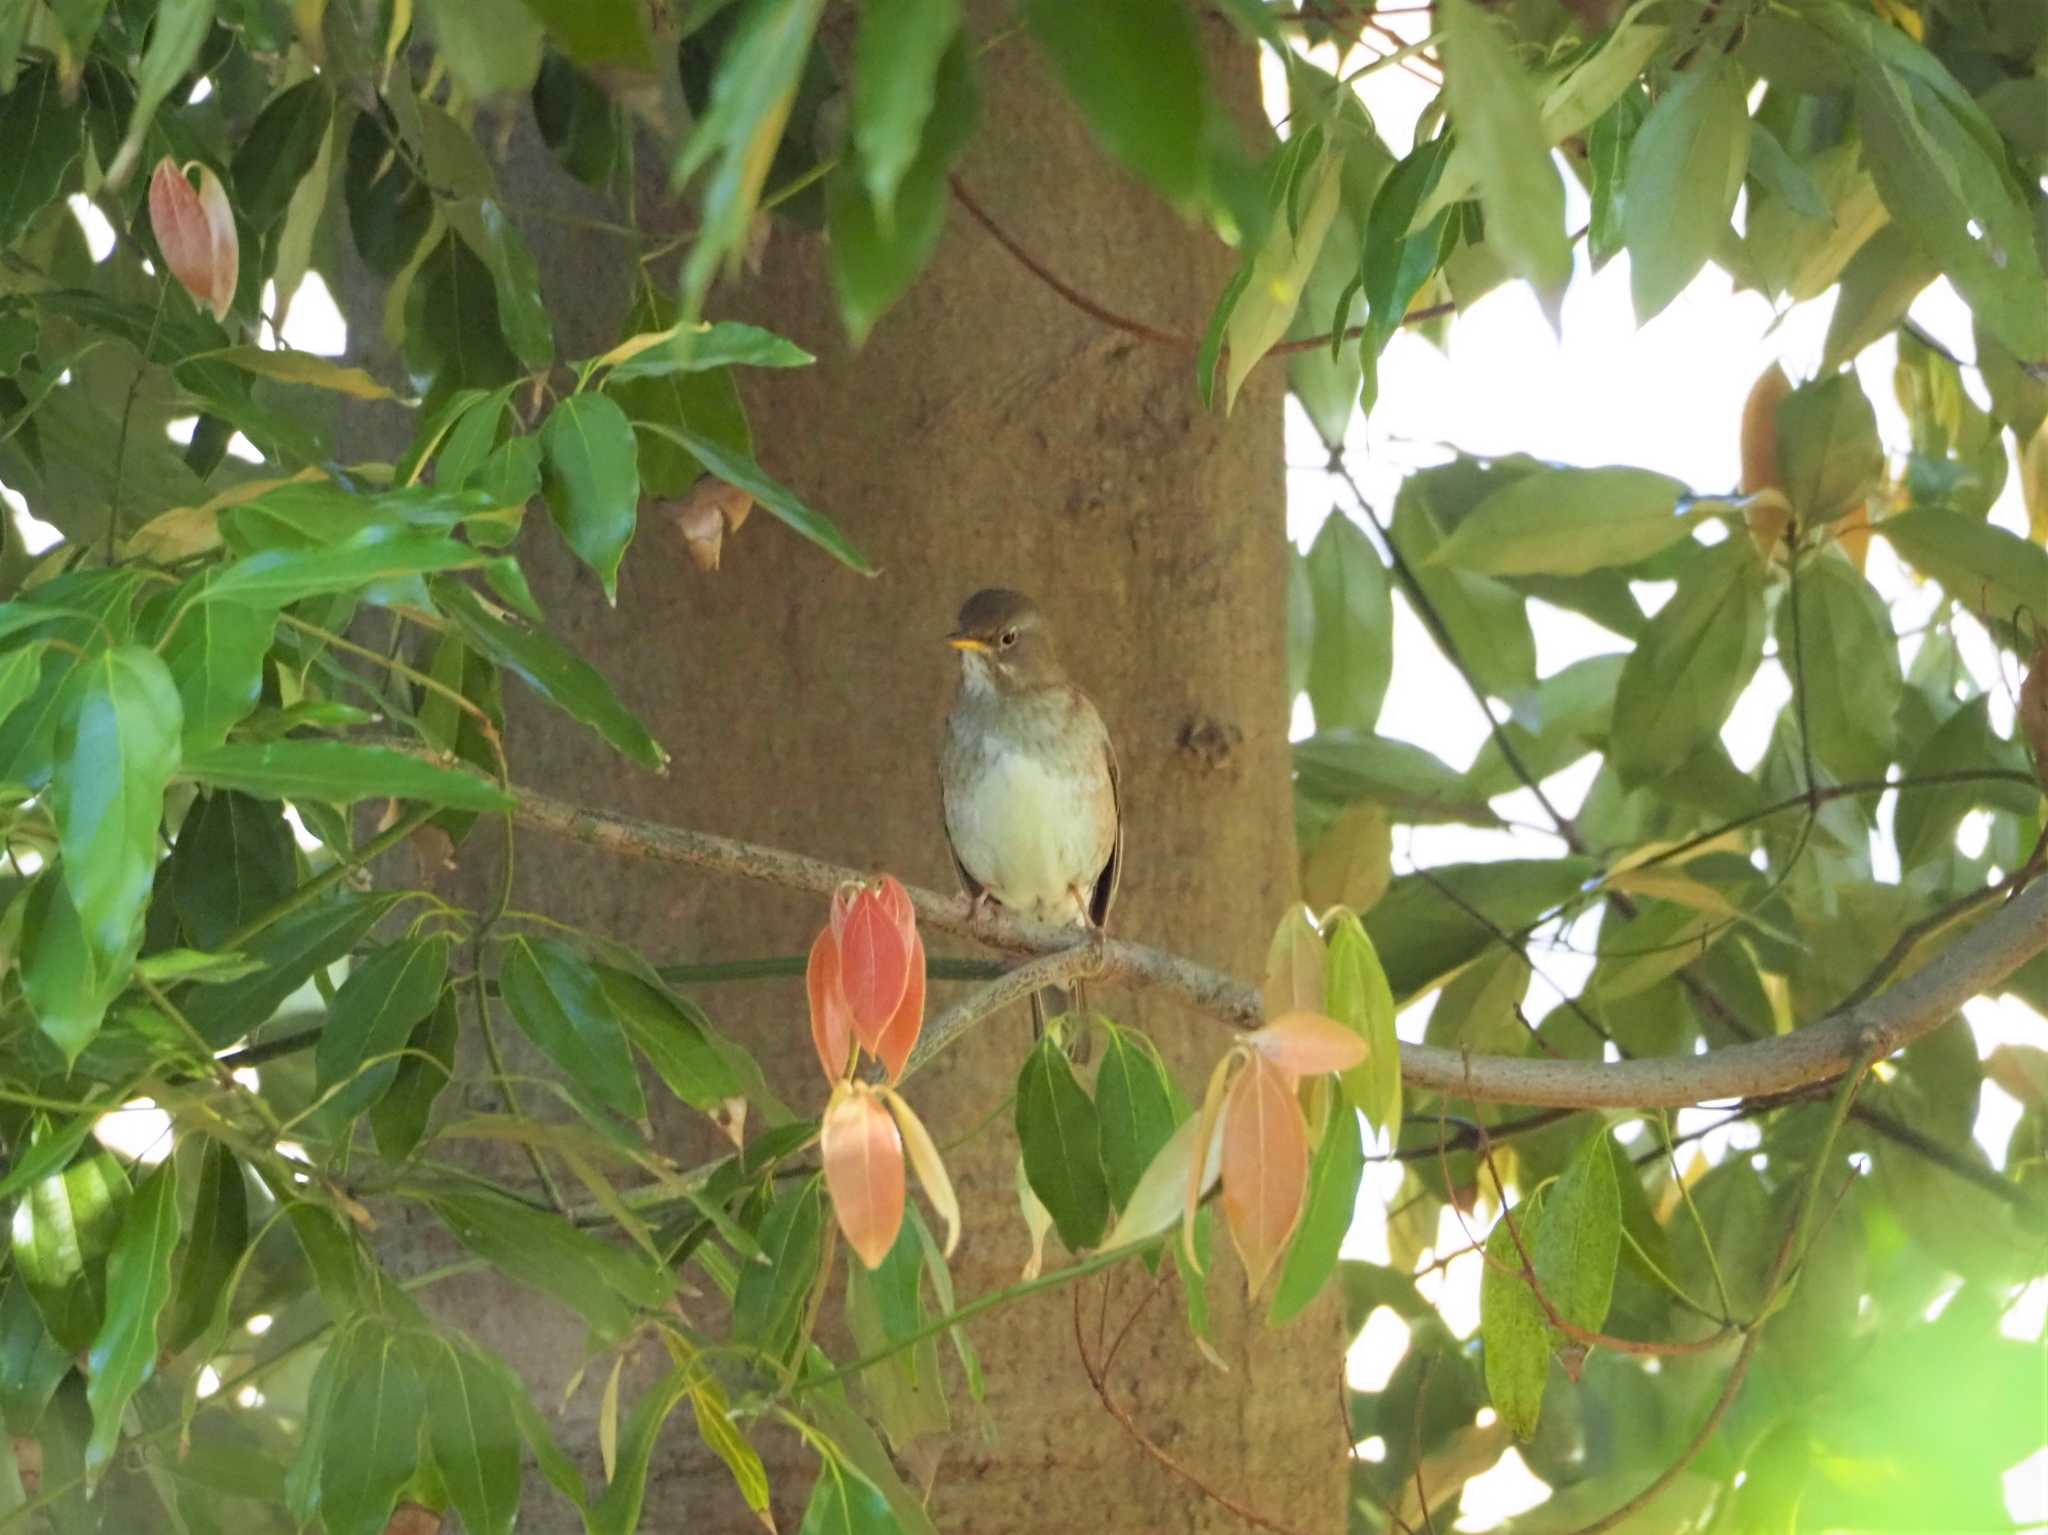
[422,0,543,100]
[318,1328,426,1535]
[1532,1128,1619,1334]
[671,0,829,308]
[1324,911,1399,1145]
[1303,511,1391,733]
[1776,373,1883,525]
[168,791,296,951]
[205,526,487,607]
[1223,143,1344,408]
[540,392,639,604]
[203,345,396,401]
[1609,538,1766,786]
[1880,508,2048,626]
[533,52,621,187]
[1268,1102,1364,1327]
[1586,89,1645,271]
[477,198,553,369]
[344,108,434,277]
[826,34,979,344]
[797,1459,898,1535]
[0,65,85,249]
[498,936,646,1120]
[1853,54,2048,359]
[1624,60,1751,323]
[162,1137,249,1355]
[404,231,525,412]
[11,1147,128,1355]
[732,1175,827,1361]
[1432,467,1691,576]
[431,578,666,771]
[1358,138,1453,414]
[1015,1037,1109,1251]
[581,1363,690,1535]
[0,644,44,733]
[182,890,398,1048]
[517,0,653,72]
[421,1339,522,1535]
[850,0,959,218]
[0,1115,99,1211]
[1389,483,1536,699]
[598,323,815,381]
[0,1275,74,1436]
[1024,0,1206,205]
[184,741,513,811]
[1777,547,1900,785]
[1438,0,1568,300]
[1821,227,1937,373]
[428,1188,668,1343]
[370,989,460,1160]
[83,1161,179,1485]
[1363,858,1597,999]
[230,77,333,230]
[1292,731,1500,827]
[1094,1027,1182,1211]
[107,0,213,185]
[605,285,753,495]
[19,874,139,1061]
[637,420,874,576]
[160,595,273,753]
[599,966,743,1113]
[52,645,182,957]
[315,937,452,1121]
[1894,694,2033,870]
[1480,1197,1549,1438]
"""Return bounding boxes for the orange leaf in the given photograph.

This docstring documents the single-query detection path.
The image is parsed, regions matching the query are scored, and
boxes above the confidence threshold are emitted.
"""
[807,927,853,1082]
[149,158,237,322]
[821,1085,905,1271]
[1220,1053,1310,1297]
[870,930,925,1083]
[838,882,913,1049]
[194,163,238,321]
[2020,638,2048,789]
[1248,1010,1370,1078]
[883,1085,958,1256]
[874,874,917,949]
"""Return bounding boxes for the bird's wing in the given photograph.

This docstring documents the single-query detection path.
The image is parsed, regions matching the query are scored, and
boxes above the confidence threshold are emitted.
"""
[939,728,993,907]
[1090,731,1122,930]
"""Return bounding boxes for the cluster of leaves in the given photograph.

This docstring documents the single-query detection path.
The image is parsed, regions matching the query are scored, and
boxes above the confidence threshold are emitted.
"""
[0,0,2042,1530]
[1273,1,2048,1520]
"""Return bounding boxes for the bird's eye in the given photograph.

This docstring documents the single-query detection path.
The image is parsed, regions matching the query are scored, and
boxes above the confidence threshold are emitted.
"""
[999,628,1018,648]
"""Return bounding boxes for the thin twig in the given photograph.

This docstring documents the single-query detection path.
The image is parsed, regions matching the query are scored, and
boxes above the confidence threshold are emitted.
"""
[948,175,1456,362]
[1074,1285,1321,1535]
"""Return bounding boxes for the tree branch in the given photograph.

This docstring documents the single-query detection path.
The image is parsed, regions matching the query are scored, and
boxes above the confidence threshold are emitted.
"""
[507,783,2048,1110]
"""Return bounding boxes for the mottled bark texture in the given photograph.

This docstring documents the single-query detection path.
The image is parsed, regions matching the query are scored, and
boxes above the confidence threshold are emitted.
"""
[346,12,1343,1531]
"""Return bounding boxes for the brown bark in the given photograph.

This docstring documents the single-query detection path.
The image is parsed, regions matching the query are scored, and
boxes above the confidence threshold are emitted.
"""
[355,14,1343,1532]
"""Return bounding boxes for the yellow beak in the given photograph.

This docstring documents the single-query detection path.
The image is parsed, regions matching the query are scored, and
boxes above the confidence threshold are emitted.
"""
[947,635,991,653]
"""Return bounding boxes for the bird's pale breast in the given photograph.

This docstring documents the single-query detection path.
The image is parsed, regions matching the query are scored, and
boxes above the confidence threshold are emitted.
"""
[942,689,1115,923]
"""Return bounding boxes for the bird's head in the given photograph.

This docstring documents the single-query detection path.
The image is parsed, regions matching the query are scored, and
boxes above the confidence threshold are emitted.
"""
[947,588,1063,692]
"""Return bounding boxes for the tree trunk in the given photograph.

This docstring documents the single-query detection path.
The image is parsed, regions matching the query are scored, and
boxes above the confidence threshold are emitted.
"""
[354,14,1342,1531]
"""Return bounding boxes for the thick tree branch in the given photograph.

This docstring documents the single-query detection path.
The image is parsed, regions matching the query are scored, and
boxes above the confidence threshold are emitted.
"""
[508,785,2048,1110]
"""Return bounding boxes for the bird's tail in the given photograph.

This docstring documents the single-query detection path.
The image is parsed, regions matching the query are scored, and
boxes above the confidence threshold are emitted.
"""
[1030,981,1091,1063]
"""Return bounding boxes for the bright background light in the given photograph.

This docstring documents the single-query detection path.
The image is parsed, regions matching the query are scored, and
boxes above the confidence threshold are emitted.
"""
[1270,23,2048,1532]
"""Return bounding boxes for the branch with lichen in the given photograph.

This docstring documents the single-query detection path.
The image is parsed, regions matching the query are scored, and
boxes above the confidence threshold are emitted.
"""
[507,784,2048,1111]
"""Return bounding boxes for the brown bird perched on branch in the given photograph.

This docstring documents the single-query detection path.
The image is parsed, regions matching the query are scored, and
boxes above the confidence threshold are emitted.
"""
[939,589,1122,1051]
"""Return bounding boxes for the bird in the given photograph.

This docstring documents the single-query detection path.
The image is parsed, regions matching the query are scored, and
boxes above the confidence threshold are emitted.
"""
[939,588,1122,1053]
